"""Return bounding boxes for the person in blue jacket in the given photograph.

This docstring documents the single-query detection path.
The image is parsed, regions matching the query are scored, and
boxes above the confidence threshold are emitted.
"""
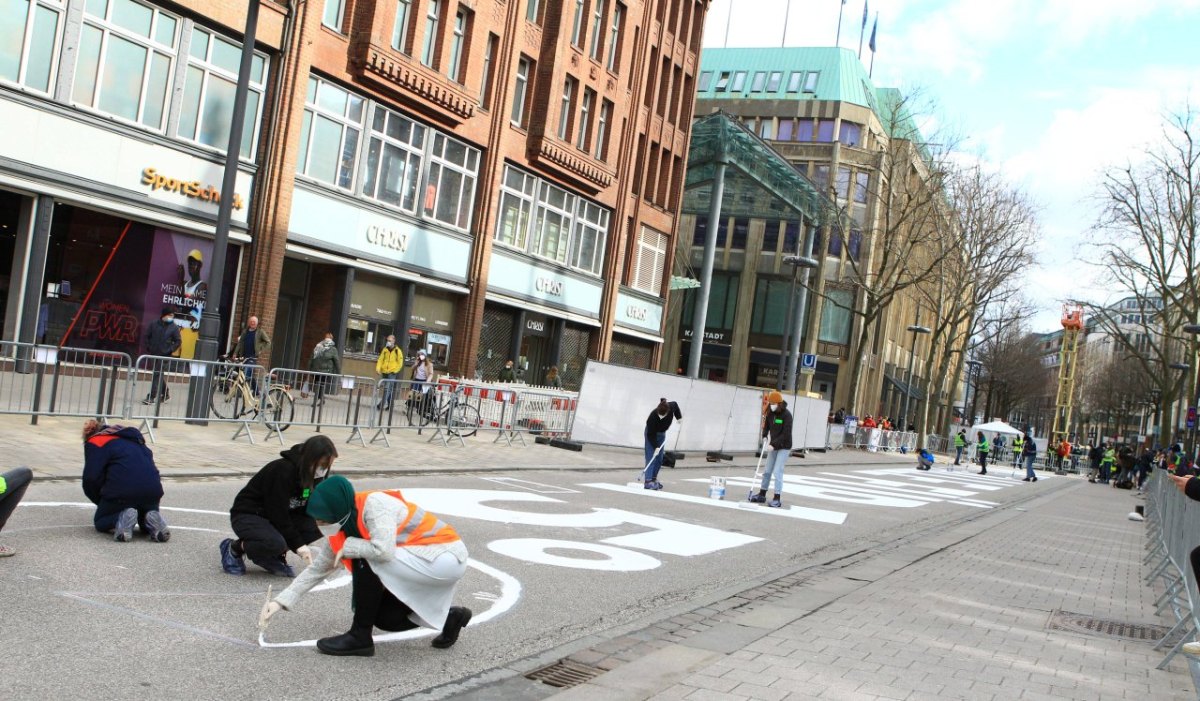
[81,420,168,543]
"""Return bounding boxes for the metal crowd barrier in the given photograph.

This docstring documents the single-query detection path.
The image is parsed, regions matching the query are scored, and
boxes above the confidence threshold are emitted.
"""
[268,368,374,446]
[130,355,272,443]
[1143,470,1200,677]
[0,342,131,424]
[825,423,846,450]
[369,378,437,446]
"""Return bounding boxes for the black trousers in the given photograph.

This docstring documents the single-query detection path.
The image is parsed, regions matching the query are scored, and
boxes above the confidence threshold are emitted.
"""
[1191,546,1200,596]
[0,466,32,532]
[978,452,989,471]
[231,512,321,564]
[351,558,418,634]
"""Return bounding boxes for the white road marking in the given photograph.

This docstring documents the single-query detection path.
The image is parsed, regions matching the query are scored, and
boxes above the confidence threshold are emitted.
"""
[582,483,848,525]
[489,538,661,571]
[479,477,580,494]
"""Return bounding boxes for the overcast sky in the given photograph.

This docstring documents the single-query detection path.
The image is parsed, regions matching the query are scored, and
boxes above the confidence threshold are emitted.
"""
[701,0,1200,332]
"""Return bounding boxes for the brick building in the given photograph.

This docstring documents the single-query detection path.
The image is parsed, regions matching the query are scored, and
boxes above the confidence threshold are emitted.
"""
[0,0,707,390]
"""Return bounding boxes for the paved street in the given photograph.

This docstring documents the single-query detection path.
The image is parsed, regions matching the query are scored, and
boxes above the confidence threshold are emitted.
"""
[0,417,1192,700]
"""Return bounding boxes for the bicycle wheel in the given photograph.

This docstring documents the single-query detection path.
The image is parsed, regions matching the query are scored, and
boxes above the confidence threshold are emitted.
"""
[210,376,245,419]
[263,387,295,432]
[446,403,481,438]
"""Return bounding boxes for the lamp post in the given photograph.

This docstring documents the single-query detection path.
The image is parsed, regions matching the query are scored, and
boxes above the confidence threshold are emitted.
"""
[1182,324,1200,459]
[900,323,931,433]
[781,253,818,391]
[965,359,981,427]
[1169,361,1190,450]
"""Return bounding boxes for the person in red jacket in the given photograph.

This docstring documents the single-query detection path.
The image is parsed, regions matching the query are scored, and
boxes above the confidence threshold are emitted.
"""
[81,420,168,543]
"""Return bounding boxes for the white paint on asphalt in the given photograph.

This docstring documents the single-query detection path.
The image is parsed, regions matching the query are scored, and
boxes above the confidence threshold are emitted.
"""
[479,477,580,494]
[489,538,661,571]
[582,483,848,525]
[58,591,259,648]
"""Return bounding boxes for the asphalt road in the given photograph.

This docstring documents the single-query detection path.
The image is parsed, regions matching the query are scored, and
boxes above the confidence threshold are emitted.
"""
[1,455,1054,700]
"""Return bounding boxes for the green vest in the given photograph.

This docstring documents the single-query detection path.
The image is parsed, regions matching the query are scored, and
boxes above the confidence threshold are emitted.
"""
[978,437,990,452]
[1101,449,1115,466]
[954,434,965,447]
[1012,437,1023,451]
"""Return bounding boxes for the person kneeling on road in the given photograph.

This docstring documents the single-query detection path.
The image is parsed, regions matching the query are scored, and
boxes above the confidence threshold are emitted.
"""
[81,420,169,543]
[258,476,473,656]
[220,435,337,577]
[750,391,793,508]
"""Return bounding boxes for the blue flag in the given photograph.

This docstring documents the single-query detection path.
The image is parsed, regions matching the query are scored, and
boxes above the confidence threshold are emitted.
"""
[862,0,868,27]
[869,17,877,51]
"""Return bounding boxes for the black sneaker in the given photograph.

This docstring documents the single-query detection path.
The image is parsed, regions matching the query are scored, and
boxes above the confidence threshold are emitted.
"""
[317,631,375,656]
[145,510,170,542]
[113,508,137,542]
[767,497,783,508]
[219,539,246,575]
[748,493,766,503]
[432,606,473,648]
[254,555,296,578]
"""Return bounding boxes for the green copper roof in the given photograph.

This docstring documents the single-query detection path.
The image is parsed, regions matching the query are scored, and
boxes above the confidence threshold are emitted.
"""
[683,112,840,224]
[697,47,879,109]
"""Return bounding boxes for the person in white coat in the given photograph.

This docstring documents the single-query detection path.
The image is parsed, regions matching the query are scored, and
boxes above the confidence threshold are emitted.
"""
[258,475,472,656]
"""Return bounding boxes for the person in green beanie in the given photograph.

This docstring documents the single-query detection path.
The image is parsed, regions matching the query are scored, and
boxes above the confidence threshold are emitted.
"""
[258,475,472,657]
[0,466,33,556]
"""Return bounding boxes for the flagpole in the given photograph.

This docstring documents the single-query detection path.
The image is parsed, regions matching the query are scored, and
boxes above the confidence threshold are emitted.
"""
[836,1,845,46]
[868,12,878,77]
[858,1,867,58]
[724,0,732,47]
[782,0,791,47]
[869,48,875,78]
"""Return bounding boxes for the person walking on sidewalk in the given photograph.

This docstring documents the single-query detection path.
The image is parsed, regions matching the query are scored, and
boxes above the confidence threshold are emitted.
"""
[257,476,473,657]
[976,431,991,474]
[308,332,340,406]
[643,398,682,490]
[497,359,517,382]
[1099,443,1116,484]
[953,429,967,465]
[230,315,271,395]
[81,420,169,543]
[143,307,181,404]
[1021,432,1039,482]
[1011,433,1025,467]
[219,436,337,577]
[751,391,793,507]
[0,466,33,556]
[1087,443,1102,482]
[375,335,404,411]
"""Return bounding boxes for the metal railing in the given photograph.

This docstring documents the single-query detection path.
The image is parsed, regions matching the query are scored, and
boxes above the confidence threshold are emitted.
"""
[130,355,275,443]
[0,342,131,424]
[268,368,375,445]
[1143,470,1200,680]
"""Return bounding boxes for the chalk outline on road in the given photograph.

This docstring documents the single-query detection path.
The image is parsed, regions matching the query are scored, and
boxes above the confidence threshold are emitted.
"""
[581,483,848,525]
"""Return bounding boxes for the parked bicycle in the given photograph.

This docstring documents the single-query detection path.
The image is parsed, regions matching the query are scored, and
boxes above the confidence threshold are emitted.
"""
[419,385,481,438]
[210,356,295,431]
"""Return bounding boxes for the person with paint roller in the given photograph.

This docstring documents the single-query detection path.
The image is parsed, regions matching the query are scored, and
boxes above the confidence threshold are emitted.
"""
[643,398,683,490]
[257,475,473,657]
[750,391,793,507]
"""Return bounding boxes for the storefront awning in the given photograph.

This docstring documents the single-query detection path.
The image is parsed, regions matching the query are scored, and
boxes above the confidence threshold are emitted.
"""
[884,373,926,401]
[682,111,840,225]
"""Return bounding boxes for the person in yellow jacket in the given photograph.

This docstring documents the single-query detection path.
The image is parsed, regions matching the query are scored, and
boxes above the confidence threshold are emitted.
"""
[375,335,405,411]
[258,475,471,656]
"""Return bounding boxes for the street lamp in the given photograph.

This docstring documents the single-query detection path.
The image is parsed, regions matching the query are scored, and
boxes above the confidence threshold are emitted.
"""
[900,323,931,433]
[780,254,819,392]
[1182,325,1200,458]
[965,359,982,427]
[1169,361,1190,449]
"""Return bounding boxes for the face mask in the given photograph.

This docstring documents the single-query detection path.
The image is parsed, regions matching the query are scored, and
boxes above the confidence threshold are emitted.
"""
[163,316,173,323]
[386,341,394,348]
[657,411,667,418]
[317,522,342,537]
[315,466,329,479]
[769,404,778,412]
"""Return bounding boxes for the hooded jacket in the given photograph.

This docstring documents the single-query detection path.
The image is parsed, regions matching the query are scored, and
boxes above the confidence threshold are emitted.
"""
[309,338,340,374]
[82,426,164,505]
[231,444,325,551]
[145,318,182,357]
[645,401,683,436]
[762,402,794,450]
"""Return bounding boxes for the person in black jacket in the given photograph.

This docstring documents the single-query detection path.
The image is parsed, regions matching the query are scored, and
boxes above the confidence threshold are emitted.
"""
[219,435,337,577]
[643,398,682,490]
[81,420,168,542]
[750,391,793,507]
[143,307,182,404]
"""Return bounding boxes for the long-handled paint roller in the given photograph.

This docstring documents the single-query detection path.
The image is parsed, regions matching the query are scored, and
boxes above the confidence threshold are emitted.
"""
[736,436,771,509]
[627,426,671,489]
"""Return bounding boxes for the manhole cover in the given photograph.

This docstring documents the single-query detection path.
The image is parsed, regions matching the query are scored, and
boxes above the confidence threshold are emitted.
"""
[1047,610,1170,642]
[525,659,607,689]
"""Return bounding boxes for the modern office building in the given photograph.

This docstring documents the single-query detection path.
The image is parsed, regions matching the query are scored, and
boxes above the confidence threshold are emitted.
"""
[0,0,708,390]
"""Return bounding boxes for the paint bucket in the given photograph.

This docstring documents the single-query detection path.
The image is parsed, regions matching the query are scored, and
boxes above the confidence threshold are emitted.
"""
[708,476,726,500]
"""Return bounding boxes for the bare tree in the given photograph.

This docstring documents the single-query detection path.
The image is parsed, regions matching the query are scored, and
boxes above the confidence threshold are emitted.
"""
[1087,108,1200,440]
[1079,355,1157,442]
[975,329,1050,423]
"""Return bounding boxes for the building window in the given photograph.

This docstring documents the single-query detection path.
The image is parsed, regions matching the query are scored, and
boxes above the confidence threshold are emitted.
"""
[750,277,790,336]
[795,119,814,141]
[495,166,538,250]
[854,172,869,203]
[776,118,794,141]
[713,71,730,91]
[392,0,413,52]
[786,71,803,93]
[363,106,427,213]
[835,166,851,200]
[589,0,605,60]
[533,181,577,264]
[479,33,497,106]
[526,0,541,23]
[750,71,766,92]
[557,77,576,140]
[447,7,466,81]
[819,288,853,344]
[423,131,480,231]
[766,71,783,91]
[178,26,268,159]
[631,226,668,295]
[759,119,774,140]
[577,88,594,150]
[297,75,365,189]
[595,99,611,160]
[511,56,532,126]
[1,0,63,94]
[680,272,738,331]
[606,3,624,71]
[421,0,440,67]
[572,200,609,274]
[570,0,584,46]
[816,119,835,142]
[322,0,345,31]
[698,70,712,91]
[839,121,861,146]
[73,0,178,130]
[803,71,819,92]
[730,70,746,92]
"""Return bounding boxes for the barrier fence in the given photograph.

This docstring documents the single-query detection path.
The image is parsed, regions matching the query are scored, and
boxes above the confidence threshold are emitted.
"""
[0,342,131,424]
[844,428,918,453]
[1143,470,1200,680]
[131,355,274,443]
[267,368,375,446]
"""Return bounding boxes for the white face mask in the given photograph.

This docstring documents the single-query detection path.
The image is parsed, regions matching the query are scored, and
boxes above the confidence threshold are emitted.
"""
[317,522,342,537]
[769,404,778,412]
[657,411,667,418]
[386,341,394,348]
[315,466,330,479]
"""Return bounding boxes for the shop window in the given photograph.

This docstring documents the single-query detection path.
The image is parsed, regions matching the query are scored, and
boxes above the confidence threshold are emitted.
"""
[73,0,178,131]
[750,277,790,336]
[345,317,395,357]
[572,200,609,275]
[1,0,63,94]
[363,105,427,213]
[532,181,576,264]
[631,226,668,295]
[178,26,267,159]
[423,132,480,231]
[297,75,364,190]
[818,287,853,344]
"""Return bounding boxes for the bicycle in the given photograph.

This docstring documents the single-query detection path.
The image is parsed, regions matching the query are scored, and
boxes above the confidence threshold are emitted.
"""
[419,384,480,438]
[210,356,295,431]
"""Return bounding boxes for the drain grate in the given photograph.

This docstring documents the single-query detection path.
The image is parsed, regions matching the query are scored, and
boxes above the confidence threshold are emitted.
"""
[1047,610,1170,642]
[525,659,607,689]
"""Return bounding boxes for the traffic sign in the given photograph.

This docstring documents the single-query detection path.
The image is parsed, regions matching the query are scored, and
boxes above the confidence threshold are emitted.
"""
[1188,406,1196,430]
[800,353,817,375]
